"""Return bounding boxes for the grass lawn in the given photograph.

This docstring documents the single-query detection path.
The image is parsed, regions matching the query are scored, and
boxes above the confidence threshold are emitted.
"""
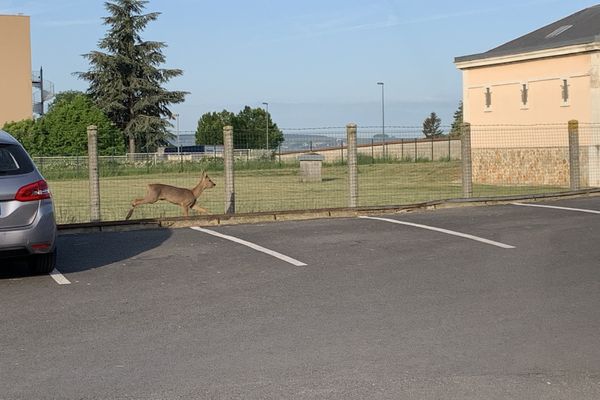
[47,161,565,224]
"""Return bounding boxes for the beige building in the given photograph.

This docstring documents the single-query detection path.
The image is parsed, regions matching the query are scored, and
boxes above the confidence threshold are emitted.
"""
[455,5,600,187]
[0,15,32,127]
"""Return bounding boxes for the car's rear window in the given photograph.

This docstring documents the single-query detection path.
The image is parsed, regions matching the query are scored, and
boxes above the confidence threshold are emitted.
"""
[0,144,35,176]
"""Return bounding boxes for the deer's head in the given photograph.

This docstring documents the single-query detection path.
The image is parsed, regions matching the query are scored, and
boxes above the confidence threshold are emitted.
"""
[200,171,216,189]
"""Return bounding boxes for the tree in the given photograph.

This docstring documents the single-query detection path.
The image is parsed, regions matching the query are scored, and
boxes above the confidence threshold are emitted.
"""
[42,91,125,156]
[422,112,443,138]
[2,91,125,156]
[76,0,187,154]
[233,106,283,149]
[195,110,235,145]
[195,106,284,149]
[449,101,463,138]
[1,119,45,155]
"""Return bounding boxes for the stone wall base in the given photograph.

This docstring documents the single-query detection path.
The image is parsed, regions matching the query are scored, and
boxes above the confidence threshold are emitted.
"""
[473,147,589,187]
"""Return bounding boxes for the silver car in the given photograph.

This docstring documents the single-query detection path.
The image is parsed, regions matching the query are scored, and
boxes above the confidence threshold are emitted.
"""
[0,130,56,274]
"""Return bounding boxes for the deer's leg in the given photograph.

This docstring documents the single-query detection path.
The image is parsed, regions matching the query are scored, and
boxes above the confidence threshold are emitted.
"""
[192,204,209,214]
[181,205,190,217]
[126,188,159,220]
[131,193,159,208]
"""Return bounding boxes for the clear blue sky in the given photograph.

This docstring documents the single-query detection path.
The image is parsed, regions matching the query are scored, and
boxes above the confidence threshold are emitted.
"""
[2,0,599,132]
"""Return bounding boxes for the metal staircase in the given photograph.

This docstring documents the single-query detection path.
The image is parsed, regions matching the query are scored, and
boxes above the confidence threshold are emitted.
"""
[32,67,55,116]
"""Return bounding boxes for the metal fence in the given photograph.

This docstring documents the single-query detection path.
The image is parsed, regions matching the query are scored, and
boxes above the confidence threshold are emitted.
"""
[42,122,599,224]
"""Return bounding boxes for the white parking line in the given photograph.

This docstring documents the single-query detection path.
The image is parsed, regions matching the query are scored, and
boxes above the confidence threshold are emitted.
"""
[512,202,600,214]
[50,268,71,285]
[190,227,307,266]
[359,216,515,249]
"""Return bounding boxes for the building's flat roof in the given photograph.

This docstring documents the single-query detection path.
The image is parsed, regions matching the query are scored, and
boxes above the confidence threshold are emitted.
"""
[455,4,600,63]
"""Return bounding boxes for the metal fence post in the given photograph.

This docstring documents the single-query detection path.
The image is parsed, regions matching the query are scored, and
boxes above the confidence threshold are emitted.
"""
[414,139,417,162]
[179,148,183,172]
[461,123,473,198]
[347,123,358,208]
[223,125,235,214]
[401,138,404,160]
[246,137,250,164]
[568,120,580,190]
[371,138,374,163]
[87,125,101,222]
[431,136,434,161]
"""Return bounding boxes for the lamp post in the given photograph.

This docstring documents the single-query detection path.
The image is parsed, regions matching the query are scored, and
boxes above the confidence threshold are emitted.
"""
[377,82,385,157]
[174,113,182,171]
[262,102,269,151]
[174,113,180,153]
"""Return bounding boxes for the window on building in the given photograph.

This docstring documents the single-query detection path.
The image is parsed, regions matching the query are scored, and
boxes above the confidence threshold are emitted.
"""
[521,83,528,107]
[485,87,492,110]
[561,79,569,104]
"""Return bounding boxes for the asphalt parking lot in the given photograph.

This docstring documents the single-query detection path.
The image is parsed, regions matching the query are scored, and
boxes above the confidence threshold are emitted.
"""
[2,196,600,399]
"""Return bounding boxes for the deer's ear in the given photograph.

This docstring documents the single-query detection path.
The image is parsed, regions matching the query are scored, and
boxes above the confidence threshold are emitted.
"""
[200,170,206,179]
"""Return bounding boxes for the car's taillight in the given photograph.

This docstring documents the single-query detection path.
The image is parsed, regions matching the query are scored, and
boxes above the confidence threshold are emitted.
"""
[15,180,51,202]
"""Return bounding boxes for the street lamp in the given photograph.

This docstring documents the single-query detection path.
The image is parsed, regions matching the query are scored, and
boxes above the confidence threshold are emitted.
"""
[262,102,269,150]
[173,113,180,153]
[377,82,385,157]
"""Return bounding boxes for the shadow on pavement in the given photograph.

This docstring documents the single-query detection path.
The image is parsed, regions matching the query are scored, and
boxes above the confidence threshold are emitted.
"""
[0,228,172,279]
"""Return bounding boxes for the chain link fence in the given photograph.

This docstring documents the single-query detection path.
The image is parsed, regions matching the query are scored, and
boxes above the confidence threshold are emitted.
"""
[40,122,599,224]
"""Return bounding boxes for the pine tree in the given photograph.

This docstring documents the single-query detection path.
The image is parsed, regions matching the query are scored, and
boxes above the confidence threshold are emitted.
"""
[449,101,463,138]
[422,112,443,138]
[76,0,187,153]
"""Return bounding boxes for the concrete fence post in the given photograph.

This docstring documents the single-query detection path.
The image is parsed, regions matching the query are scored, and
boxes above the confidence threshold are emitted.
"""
[223,125,235,214]
[568,120,580,190]
[346,123,358,207]
[461,123,473,198]
[87,125,101,222]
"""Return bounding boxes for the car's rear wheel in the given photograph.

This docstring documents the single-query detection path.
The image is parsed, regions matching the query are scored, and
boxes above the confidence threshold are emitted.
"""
[28,250,56,275]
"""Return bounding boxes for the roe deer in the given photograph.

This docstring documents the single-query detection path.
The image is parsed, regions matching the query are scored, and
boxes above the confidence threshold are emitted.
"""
[125,171,216,220]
